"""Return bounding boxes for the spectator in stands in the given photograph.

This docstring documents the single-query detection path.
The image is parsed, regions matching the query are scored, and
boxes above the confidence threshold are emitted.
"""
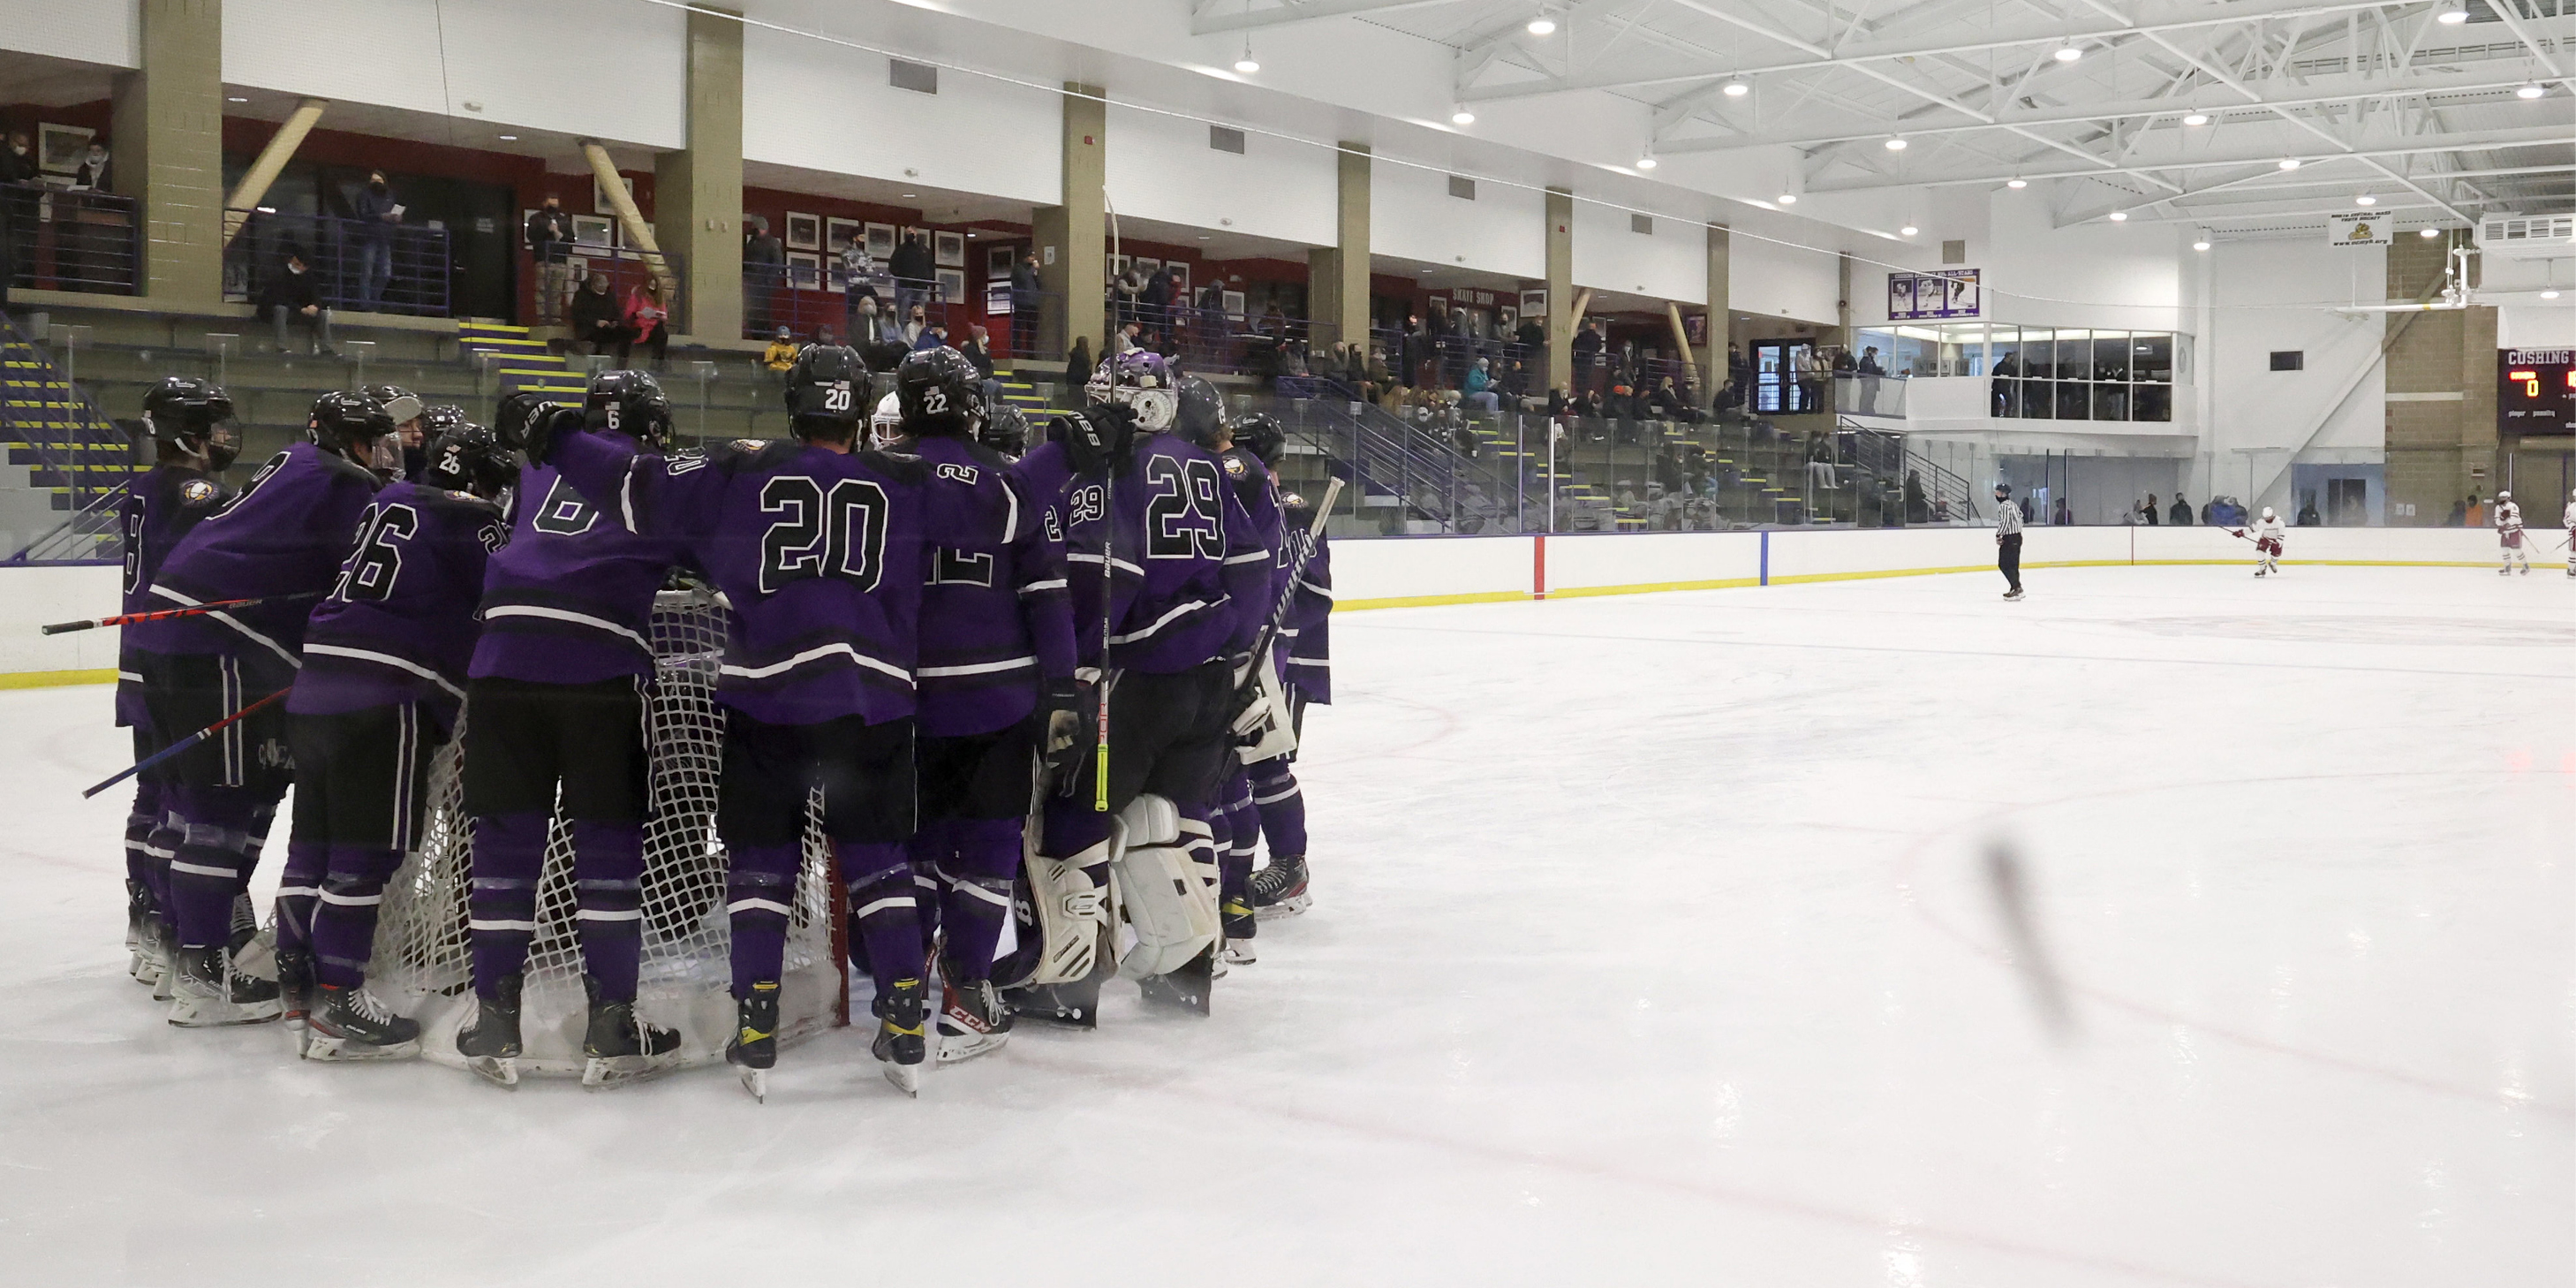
[840,234,878,342]
[0,130,32,186]
[2297,496,2321,526]
[1064,336,1092,392]
[526,196,575,325]
[762,326,799,374]
[2141,493,2161,525]
[260,249,336,357]
[1399,314,1432,390]
[1904,469,1929,524]
[889,231,934,321]
[1727,341,1750,397]
[2444,496,2466,527]
[743,216,785,334]
[1462,357,1500,413]
[1514,312,1545,375]
[1364,348,1392,403]
[1111,320,1141,355]
[616,275,672,370]
[959,322,1002,405]
[2170,494,2192,527]
[912,320,948,353]
[1650,375,1695,423]
[1010,250,1041,357]
[903,303,930,348]
[2465,491,2485,526]
[351,170,400,310]
[2054,497,2073,527]
[70,140,110,190]
[1140,266,1173,349]
[2200,497,2214,525]
[0,131,34,296]
[569,272,623,357]
[1444,308,1473,389]
[1571,320,1605,395]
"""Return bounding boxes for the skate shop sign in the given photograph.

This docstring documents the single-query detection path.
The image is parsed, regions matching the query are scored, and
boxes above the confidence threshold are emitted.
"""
[2498,348,2573,435]
[2328,213,2390,247]
[1888,269,1979,320]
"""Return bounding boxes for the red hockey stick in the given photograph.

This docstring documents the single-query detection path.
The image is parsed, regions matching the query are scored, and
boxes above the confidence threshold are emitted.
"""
[42,591,325,636]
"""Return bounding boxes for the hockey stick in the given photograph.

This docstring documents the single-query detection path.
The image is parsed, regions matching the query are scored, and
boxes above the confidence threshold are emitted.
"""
[42,590,326,635]
[1235,475,1345,699]
[1095,460,1114,814]
[83,688,287,799]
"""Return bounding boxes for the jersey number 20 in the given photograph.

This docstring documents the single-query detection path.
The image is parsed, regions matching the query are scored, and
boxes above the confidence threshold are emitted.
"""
[759,475,889,594]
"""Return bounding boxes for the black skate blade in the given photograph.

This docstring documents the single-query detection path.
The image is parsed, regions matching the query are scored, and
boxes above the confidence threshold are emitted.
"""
[299,1034,421,1062]
[467,1055,520,1088]
[1004,981,1100,1029]
[1137,953,1214,1016]
[1253,891,1311,921]
[584,1053,679,1089]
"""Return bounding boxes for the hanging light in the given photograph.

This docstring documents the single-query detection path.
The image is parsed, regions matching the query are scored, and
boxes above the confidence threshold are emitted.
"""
[1526,13,1557,35]
[2543,290,2563,299]
[1777,192,1797,204]
[2108,210,2128,221]
[2182,113,2210,126]
[1451,106,1477,125]
[1235,35,1259,73]
[1722,79,1751,97]
[2006,177,2028,189]
[2516,83,2545,99]
[2419,226,2442,238]
[2192,234,2212,251]
[1635,152,1658,169]
[2436,5,2469,21]
[2355,194,2377,207]
[1885,136,1908,150]
[1900,224,1919,236]
[2278,157,2300,170]
[2052,42,2082,62]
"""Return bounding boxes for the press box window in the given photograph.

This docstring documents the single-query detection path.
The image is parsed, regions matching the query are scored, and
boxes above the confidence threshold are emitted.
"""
[2270,351,2303,371]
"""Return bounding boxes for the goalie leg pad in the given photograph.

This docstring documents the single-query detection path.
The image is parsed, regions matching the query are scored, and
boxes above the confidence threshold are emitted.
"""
[1018,838,1112,987]
[1112,795,1220,981]
[1230,655,1301,765]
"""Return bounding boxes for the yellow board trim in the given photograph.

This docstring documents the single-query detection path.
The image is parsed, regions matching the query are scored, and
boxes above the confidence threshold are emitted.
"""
[0,667,117,689]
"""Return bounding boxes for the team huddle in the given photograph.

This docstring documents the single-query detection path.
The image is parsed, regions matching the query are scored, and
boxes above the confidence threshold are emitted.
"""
[106,345,1332,1098]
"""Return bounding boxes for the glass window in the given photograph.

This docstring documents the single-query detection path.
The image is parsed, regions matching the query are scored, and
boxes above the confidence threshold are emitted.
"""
[2093,383,2130,421]
[2019,380,2049,418]
[2134,383,2173,422]
[2055,380,2090,420]
[2092,332,2130,383]
[2056,330,2092,382]
[2021,329,2055,379]
[1990,328,2022,380]
[2134,333,2173,383]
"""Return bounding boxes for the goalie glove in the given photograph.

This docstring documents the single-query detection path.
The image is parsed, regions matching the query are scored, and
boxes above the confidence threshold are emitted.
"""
[519,404,585,467]
[1057,404,1139,477]
[1041,678,1084,779]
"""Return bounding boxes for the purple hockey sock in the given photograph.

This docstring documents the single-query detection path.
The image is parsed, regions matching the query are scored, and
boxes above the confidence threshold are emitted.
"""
[468,812,548,997]
[1250,756,1308,858]
[166,789,263,950]
[275,838,328,958]
[725,842,802,999]
[125,780,163,909]
[570,821,645,1003]
[937,817,1023,981]
[905,817,956,962]
[842,841,924,996]
[310,844,401,988]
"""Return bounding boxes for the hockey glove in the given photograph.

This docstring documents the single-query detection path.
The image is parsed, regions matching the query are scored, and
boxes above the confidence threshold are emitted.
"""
[1041,678,1085,779]
[520,405,585,467]
[1058,404,1139,477]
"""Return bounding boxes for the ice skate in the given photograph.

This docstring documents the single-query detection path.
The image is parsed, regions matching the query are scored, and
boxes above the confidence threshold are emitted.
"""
[935,968,1012,1064]
[1137,945,1215,1015]
[871,977,927,1096]
[1250,855,1311,921]
[726,981,780,1102]
[131,911,170,988]
[167,944,282,1027]
[304,982,421,1060]
[124,882,158,983]
[2004,587,2026,601]
[1222,894,1258,964]
[455,973,523,1088]
[580,975,680,1088]
[276,948,315,1056]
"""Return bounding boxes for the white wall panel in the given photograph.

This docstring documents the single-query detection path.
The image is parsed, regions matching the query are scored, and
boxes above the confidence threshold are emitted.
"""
[744,25,1058,206]
[2498,305,2576,351]
[2205,239,2386,503]
[1569,198,1703,304]
[1371,162,1543,280]
[1104,102,1333,247]
[224,0,684,148]
[1728,229,1840,324]
[0,0,136,67]
[1977,190,2181,332]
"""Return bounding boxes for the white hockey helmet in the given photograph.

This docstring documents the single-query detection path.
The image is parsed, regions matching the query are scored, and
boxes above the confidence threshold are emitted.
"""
[2262,506,2276,520]
[2497,489,2511,501]
[870,391,903,443]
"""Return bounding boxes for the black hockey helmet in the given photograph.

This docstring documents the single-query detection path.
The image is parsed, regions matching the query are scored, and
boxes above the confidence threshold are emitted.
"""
[421,421,519,499]
[306,390,398,460]
[1174,376,1226,449]
[360,383,424,428]
[979,404,1031,458]
[491,390,565,455]
[1993,481,2012,498]
[895,345,983,436]
[140,375,240,470]
[420,403,468,439]
[1232,411,1286,468]
[585,369,670,449]
[784,344,868,436]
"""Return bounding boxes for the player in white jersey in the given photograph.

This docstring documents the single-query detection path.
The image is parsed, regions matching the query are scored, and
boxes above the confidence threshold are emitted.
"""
[2245,506,2285,577]
[2494,490,2527,576]
[2562,489,2575,579]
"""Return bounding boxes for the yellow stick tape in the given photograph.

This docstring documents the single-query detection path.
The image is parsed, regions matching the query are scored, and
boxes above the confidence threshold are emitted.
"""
[0,667,117,690]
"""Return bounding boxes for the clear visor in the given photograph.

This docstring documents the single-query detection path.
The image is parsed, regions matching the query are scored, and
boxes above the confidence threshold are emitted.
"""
[368,432,404,475]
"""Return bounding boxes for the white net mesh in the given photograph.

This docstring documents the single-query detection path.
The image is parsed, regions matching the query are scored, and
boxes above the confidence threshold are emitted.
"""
[368,589,846,1076]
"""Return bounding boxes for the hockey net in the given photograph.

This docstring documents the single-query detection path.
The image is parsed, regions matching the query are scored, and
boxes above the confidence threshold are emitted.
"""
[367,589,847,1076]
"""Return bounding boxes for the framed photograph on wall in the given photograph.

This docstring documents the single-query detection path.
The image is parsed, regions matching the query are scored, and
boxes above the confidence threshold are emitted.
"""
[865,223,896,258]
[826,216,863,254]
[1221,290,1246,319]
[785,251,822,291]
[984,279,1013,314]
[1427,296,1447,317]
[37,123,92,175]
[593,173,633,216]
[784,212,821,252]
[1519,288,1547,319]
[986,244,1016,276]
[570,214,616,248]
[934,268,967,303]
[933,231,965,268]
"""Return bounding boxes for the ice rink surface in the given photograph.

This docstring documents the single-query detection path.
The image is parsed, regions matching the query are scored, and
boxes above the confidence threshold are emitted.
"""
[3,564,2570,1287]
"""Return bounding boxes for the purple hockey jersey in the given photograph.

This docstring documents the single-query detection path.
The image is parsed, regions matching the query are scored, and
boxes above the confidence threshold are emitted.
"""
[1279,497,1333,706]
[1032,430,1269,675]
[910,434,1076,738]
[470,454,686,686]
[550,430,1010,727]
[116,464,231,725]
[132,443,381,674]
[289,481,508,728]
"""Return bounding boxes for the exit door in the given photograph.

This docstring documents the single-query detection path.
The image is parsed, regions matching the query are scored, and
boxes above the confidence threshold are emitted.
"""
[1754,340,1816,413]
[2326,478,2366,526]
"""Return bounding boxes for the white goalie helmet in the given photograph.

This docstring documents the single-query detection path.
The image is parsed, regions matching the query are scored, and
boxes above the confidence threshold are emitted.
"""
[1085,350,1179,432]
[870,390,903,445]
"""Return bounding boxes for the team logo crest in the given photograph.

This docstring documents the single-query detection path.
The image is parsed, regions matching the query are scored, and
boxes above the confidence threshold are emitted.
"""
[1222,454,1248,479]
[732,438,766,453]
[180,479,218,504]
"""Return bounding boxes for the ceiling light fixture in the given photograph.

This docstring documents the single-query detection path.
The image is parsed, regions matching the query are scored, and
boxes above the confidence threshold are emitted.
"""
[1452,106,1476,125]
[2355,194,2377,206]
[1722,79,1750,97]
[1527,15,1557,35]
[2193,236,2211,251]
[2053,42,2082,62]
[2109,210,2128,221]
[2516,83,2545,98]
[2542,290,2562,299]
[1885,136,1908,150]
[2278,157,2300,170]
[2182,112,2210,125]
[1235,35,1259,74]
[226,95,249,103]
[2436,5,2469,20]
[2419,226,2442,238]
[1635,153,1658,169]
[497,133,517,140]
[1900,224,1919,236]
[2006,177,2028,189]
[1777,192,1797,204]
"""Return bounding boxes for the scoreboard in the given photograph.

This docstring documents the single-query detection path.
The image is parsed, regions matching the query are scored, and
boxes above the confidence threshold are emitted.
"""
[2499,348,2573,435]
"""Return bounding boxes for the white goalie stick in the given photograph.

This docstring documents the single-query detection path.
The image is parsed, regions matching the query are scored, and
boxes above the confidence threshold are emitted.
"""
[1230,475,1342,762]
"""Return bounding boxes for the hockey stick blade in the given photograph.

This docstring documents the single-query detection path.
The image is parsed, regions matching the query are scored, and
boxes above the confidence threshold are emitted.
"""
[1983,838,2077,1042]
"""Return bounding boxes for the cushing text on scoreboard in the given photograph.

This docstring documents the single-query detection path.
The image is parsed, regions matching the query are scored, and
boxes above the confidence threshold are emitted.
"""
[2498,349,2573,436]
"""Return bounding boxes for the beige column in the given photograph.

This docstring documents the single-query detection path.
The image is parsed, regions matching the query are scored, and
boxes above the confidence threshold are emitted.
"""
[1545,187,1573,393]
[1036,83,1107,367]
[222,97,327,247]
[1306,143,1370,352]
[1699,222,1729,388]
[113,0,227,309]
[653,5,744,340]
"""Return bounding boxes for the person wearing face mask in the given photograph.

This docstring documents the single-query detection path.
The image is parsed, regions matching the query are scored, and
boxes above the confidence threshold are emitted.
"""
[525,195,575,325]
[258,250,336,356]
[351,170,401,311]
